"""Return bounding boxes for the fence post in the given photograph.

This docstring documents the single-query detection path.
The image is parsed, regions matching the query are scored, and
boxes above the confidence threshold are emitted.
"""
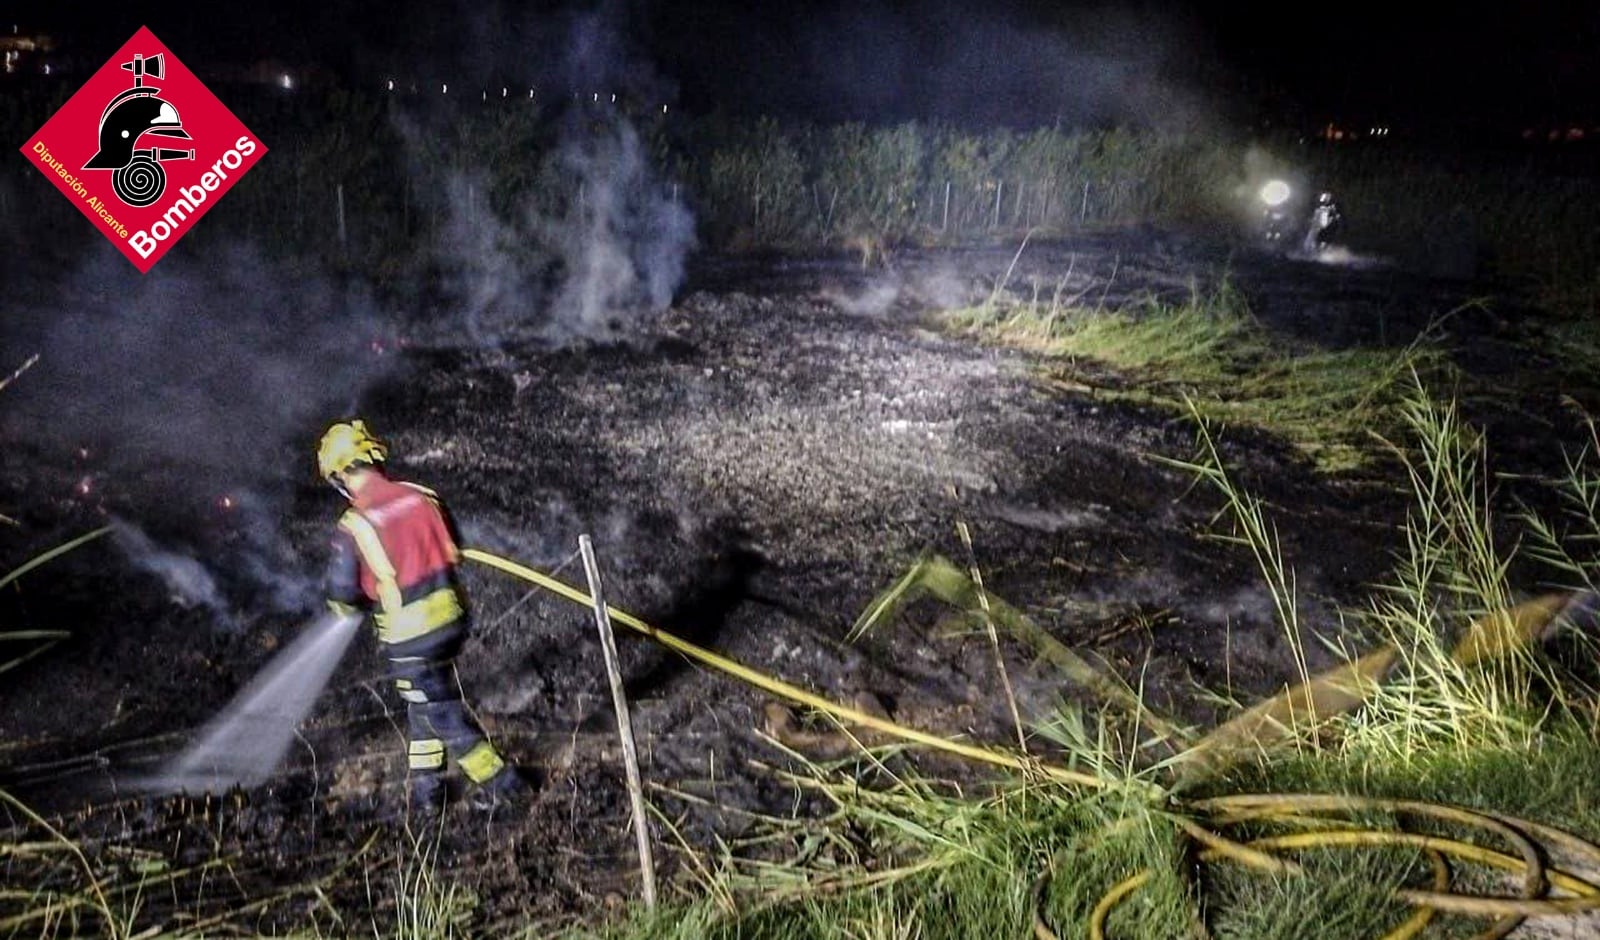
[579,534,658,910]
[941,180,951,232]
[336,183,347,250]
[1080,181,1090,222]
[992,180,1004,229]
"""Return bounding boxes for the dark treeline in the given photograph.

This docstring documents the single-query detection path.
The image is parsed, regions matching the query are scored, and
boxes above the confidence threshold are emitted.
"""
[5,80,1597,303]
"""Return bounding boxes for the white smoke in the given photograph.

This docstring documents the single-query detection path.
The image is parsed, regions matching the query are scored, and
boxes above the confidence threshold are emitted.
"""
[227,489,323,615]
[112,520,235,628]
[399,4,696,347]
[109,491,320,630]
[434,171,529,347]
[416,114,694,345]
[549,116,696,340]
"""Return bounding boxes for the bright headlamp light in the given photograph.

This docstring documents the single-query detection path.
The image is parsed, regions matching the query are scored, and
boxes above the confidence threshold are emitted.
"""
[1259,180,1291,207]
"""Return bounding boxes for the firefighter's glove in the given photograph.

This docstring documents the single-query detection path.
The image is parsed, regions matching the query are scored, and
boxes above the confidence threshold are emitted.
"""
[327,599,361,619]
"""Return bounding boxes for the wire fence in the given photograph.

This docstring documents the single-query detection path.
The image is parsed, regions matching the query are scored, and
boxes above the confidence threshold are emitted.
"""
[5,88,1598,291]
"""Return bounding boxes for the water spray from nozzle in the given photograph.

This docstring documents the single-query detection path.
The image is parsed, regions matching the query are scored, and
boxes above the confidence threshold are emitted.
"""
[138,610,363,794]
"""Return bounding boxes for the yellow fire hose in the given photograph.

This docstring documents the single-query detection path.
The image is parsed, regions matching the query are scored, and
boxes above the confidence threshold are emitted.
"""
[465,549,1110,790]
[1086,794,1600,940]
[466,549,1600,938]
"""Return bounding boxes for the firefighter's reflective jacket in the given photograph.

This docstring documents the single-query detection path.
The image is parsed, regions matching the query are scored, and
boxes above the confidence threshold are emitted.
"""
[325,475,468,656]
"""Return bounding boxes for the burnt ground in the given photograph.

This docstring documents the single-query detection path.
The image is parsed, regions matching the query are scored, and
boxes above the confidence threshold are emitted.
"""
[1,232,1591,931]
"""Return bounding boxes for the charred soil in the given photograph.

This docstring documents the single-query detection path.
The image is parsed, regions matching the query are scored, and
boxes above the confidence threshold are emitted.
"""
[1,233,1588,932]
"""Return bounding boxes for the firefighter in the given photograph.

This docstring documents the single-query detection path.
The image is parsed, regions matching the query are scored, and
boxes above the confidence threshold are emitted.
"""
[1305,191,1344,253]
[318,419,527,815]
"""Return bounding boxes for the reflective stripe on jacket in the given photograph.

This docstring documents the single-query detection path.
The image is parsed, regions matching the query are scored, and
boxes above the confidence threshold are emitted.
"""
[327,476,465,646]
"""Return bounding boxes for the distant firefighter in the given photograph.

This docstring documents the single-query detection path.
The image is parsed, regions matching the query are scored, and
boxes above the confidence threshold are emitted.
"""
[1305,191,1344,253]
[318,419,529,816]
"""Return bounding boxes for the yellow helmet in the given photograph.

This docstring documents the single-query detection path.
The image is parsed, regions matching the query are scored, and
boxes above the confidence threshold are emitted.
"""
[317,419,387,481]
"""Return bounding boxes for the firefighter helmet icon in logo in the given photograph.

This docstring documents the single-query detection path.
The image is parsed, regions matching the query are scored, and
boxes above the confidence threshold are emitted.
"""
[83,52,196,207]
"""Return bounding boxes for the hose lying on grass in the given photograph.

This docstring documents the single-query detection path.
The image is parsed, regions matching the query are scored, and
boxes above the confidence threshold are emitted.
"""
[465,549,1109,792]
[1072,793,1600,940]
[466,548,1600,938]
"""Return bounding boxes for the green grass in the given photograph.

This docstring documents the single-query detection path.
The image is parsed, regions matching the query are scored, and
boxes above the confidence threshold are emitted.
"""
[1523,407,1600,597]
[947,279,1444,473]
[388,824,480,940]
[579,370,1600,940]
[576,773,1196,940]
[1204,850,1431,940]
[571,716,1600,940]
[1202,724,1600,939]
[12,350,1600,939]
[1170,373,1559,762]
[1343,384,1550,758]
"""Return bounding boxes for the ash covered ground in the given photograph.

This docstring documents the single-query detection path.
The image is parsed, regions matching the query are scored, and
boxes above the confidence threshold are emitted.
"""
[0,233,1579,928]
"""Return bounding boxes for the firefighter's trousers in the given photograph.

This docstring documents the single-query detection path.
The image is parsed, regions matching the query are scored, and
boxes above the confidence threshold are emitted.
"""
[388,647,507,788]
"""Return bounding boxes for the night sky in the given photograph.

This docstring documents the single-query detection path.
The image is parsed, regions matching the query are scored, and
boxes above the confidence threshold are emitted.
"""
[24,1,1600,130]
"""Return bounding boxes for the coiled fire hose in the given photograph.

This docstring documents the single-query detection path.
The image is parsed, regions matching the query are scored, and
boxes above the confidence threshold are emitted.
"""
[466,549,1600,937]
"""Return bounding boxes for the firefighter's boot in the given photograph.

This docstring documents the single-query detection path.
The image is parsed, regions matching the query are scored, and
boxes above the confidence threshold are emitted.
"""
[469,766,534,813]
[407,773,447,819]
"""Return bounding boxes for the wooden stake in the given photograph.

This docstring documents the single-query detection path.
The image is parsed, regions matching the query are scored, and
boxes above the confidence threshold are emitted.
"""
[336,183,347,250]
[579,535,657,908]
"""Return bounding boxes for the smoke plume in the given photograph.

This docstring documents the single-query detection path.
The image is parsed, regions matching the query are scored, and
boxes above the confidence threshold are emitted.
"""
[112,520,235,627]
[2,241,395,620]
[551,115,695,338]
[398,2,696,345]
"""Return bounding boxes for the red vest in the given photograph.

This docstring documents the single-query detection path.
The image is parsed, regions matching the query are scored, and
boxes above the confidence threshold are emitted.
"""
[338,477,463,644]
[346,477,458,602]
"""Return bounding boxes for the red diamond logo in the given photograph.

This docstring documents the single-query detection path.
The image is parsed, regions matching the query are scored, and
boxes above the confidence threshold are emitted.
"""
[18,26,268,272]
